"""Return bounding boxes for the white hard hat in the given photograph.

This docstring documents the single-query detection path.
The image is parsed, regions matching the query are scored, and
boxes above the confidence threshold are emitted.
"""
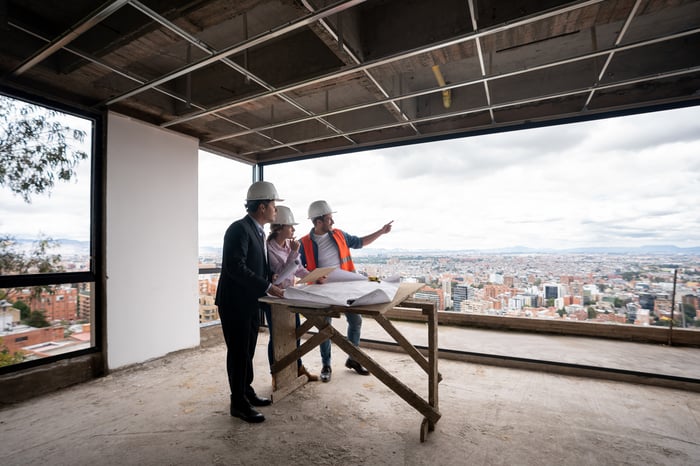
[274,206,298,225]
[308,200,335,219]
[246,181,283,201]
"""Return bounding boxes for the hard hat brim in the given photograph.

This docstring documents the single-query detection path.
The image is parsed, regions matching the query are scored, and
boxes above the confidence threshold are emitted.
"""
[308,210,335,219]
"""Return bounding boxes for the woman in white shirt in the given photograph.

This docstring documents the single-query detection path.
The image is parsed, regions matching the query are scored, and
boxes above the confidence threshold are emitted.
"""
[265,206,318,385]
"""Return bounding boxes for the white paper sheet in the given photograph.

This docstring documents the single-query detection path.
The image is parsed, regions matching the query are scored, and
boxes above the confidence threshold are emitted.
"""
[325,268,367,282]
[284,278,401,306]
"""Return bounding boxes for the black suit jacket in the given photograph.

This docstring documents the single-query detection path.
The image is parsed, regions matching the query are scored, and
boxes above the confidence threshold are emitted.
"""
[215,215,271,316]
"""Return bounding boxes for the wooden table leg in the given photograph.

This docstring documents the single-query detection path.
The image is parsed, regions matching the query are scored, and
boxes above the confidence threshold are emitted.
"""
[330,329,441,425]
[426,301,439,436]
[269,303,306,402]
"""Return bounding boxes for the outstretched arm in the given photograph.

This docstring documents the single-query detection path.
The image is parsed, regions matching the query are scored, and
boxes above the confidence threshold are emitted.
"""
[360,220,393,247]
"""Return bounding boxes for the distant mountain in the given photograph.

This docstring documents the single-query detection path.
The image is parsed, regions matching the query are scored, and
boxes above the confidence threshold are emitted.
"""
[560,245,700,254]
[10,237,90,256]
[12,238,697,259]
[351,245,700,256]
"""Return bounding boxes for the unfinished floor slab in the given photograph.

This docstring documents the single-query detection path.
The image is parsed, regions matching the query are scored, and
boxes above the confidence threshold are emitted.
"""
[1,332,699,465]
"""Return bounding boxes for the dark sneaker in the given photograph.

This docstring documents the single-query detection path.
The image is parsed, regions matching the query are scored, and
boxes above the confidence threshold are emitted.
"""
[345,358,370,375]
[320,365,332,382]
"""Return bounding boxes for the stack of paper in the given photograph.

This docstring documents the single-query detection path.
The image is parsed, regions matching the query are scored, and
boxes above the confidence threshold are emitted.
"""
[283,267,401,306]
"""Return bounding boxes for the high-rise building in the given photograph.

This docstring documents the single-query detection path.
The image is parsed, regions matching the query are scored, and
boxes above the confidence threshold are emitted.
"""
[442,279,452,310]
[543,284,562,300]
[78,289,91,322]
[452,283,470,312]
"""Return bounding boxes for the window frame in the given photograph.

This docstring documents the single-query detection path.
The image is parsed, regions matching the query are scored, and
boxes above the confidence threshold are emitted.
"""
[0,88,105,376]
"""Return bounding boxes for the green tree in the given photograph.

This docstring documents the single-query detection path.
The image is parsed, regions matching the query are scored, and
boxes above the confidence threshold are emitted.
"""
[1,95,88,203]
[1,236,64,327]
[25,310,50,328]
[556,308,567,317]
[0,337,25,367]
[587,306,598,319]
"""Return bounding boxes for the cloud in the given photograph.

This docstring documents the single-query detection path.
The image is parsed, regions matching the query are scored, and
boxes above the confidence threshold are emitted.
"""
[206,106,700,250]
[0,158,91,240]
[385,128,582,181]
[580,106,700,153]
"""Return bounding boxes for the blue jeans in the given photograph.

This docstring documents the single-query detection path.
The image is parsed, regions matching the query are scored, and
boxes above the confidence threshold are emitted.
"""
[320,312,362,367]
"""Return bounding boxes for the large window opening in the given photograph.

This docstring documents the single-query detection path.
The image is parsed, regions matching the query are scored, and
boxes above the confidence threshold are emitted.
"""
[0,93,99,371]
[197,106,699,360]
[262,106,699,335]
[197,151,251,327]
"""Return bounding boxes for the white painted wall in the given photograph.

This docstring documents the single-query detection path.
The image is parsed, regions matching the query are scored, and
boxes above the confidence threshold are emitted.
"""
[106,113,200,369]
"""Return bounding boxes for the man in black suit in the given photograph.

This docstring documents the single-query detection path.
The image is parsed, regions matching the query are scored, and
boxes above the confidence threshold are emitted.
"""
[215,181,285,423]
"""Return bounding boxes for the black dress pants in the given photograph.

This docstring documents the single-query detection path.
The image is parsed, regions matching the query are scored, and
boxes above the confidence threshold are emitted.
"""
[219,305,260,406]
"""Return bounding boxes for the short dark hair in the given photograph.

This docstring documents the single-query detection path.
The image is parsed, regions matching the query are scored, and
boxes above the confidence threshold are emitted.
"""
[245,199,272,213]
[312,215,324,225]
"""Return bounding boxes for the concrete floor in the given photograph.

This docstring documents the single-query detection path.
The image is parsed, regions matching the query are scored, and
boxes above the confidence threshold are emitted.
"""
[1,324,699,466]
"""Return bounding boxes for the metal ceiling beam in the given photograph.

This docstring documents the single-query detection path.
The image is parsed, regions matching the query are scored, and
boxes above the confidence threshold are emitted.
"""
[129,0,349,147]
[126,1,301,151]
[9,19,194,107]
[9,0,129,77]
[583,0,643,110]
[205,26,700,144]
[301,0,419,135]
[162,0,606,129]
[467,0,494,124]
[104,0,367,106]
[7,16,291,153]
[234,65,700,159]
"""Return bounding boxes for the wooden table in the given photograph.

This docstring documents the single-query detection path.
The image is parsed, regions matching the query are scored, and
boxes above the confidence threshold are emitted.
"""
[260,282,440,441]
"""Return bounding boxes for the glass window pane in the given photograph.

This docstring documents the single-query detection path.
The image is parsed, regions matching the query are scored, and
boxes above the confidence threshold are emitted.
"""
[263,107,700,332]
[0,95,92,274]
[0,282,93,367]
[198,150,250,266]
[198,150,250,327]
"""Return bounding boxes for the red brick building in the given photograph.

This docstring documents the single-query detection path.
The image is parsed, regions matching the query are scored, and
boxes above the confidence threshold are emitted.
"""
[7,287,79,322]
[1,326,65,355]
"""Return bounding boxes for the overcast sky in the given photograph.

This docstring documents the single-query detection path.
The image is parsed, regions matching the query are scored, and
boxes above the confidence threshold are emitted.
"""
[201,105,700,251]
[2,105,698,252]
[0,109,92,243]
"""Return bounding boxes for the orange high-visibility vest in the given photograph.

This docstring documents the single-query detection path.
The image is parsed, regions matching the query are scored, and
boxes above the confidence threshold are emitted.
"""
[301,229,356,272]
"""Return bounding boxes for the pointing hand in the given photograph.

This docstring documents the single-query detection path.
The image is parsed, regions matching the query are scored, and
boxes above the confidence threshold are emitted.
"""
[381,220,394,234]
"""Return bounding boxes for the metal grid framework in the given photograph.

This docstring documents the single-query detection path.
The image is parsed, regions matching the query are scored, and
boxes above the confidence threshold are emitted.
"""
[1,0,699,164]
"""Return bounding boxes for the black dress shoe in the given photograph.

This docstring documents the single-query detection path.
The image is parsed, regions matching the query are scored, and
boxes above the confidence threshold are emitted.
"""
[230,403,265,423]
[247,393,272,407]
[345,358,370,375]
[320,365,332,383]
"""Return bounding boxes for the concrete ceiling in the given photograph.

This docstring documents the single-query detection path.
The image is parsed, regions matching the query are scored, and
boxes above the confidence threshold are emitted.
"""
[1,0,699,165]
